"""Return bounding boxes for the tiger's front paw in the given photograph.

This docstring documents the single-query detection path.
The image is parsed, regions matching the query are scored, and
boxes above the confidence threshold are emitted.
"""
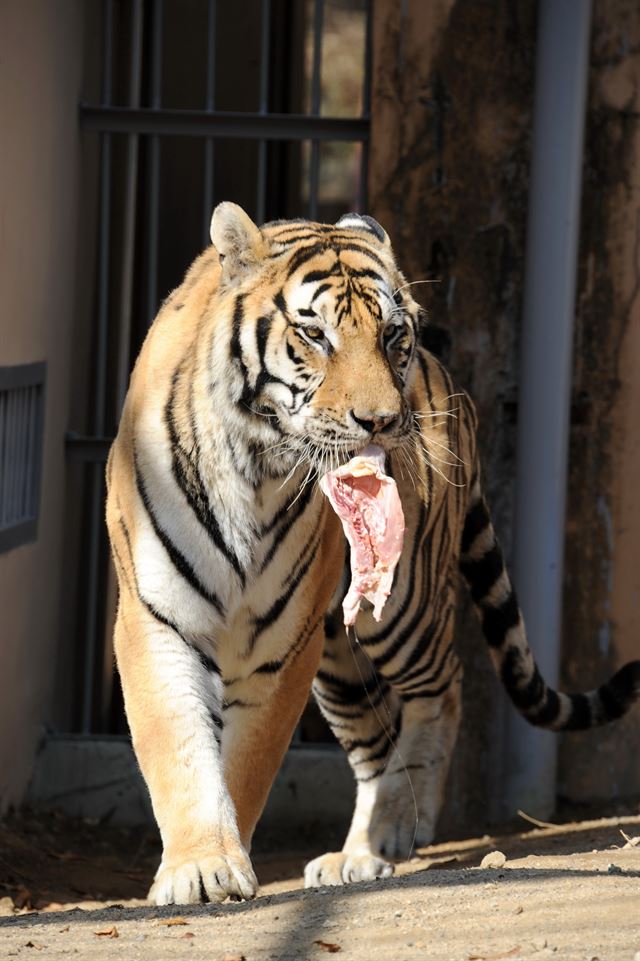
[369,805,435,859]
[304,852,393,888]
[149,844,258,905]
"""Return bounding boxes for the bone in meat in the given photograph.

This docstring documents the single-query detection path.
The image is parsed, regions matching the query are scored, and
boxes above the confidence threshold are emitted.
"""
[320,444,405,626]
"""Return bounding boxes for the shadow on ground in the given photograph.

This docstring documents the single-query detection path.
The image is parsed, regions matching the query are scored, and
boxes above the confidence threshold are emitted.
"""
[0,803,638,911]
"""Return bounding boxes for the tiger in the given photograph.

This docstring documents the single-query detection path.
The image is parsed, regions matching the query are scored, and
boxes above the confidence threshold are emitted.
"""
[106,201,640,905]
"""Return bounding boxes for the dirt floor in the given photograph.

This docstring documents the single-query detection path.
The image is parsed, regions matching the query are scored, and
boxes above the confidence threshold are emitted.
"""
[0,806,639,960]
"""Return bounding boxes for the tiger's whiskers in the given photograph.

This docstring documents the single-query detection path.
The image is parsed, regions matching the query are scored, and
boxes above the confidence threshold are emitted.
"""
[392,278,441,297]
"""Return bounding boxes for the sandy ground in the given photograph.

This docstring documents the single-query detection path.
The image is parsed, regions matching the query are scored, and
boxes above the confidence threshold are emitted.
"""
[0,808,639,960]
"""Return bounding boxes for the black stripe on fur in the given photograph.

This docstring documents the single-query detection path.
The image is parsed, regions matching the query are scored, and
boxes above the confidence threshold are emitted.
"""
[165,367,246,587]
[459,542,504,603]
[591,661,640,726]
[461,497,491,555]
[259,481,314,573]
[481,592,521,648]
[141,597,221,678]
[116,512,222,682]
[134,452,225,617]
[315,669,378,706]
[249,532,321,650]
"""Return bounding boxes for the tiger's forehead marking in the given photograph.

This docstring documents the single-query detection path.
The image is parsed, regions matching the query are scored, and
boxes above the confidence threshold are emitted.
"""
[284,254,391,329]
[260,219,405,329]
[264,221,389,269]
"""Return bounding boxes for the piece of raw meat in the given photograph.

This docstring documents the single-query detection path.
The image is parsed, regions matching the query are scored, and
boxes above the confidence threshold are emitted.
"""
[320,445,406,626]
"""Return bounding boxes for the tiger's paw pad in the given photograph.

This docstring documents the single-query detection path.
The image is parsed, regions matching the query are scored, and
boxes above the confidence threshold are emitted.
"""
[149,851,258,905]
[304,852,394,888]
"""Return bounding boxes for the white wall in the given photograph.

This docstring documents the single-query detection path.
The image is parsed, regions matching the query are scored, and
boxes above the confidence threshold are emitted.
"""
[0,0,84,809]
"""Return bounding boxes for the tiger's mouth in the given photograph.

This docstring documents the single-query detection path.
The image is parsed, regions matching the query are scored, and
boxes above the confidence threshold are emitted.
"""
[255,404,415,480]
[285,424,414,481]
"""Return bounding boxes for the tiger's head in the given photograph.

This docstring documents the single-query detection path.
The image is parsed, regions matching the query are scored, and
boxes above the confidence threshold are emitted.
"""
[210,202,422,469]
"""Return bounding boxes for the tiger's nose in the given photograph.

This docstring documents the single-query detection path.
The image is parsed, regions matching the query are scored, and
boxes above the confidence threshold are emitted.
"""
[349,409,400,434]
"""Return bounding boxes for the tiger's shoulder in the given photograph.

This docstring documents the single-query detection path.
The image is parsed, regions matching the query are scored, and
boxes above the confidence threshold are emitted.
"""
[128,247,222,407]
[105,245,224,530]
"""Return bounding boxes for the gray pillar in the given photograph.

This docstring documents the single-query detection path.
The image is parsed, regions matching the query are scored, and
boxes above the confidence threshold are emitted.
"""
[505,0,593,817]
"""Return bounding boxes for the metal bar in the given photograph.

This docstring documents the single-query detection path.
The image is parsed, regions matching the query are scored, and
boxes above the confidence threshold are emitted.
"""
[256,0,271,224]
[203,148,215,245]
[94,5,113,437]
[205,1,217,113]
[361,0,372,119]
[6,388,16,524]
[0,392,5,527]
[32,378,45,530]
[308,0,324,219]
[24,387,36,518]
[26,387,35,517]
[357,144,369,213]
[100,0,144,734]
[7,387,17,523]
[202,0,217,245]
[17,389,26,521]
[358,0,373,211]
[2,391,10,526]
[66,433,114,463]
[82,0,114,735]
[13,389,22,520]
[310,2,324,115]
[23,388,31,517]
[16,388,27,521]
[4,390,15,524]
[18,389,27,520]
[258,1,271,116]
[115,0,143,416]
[14,388,24,521]
[80,106,368,141]
[505,0,593,818]
[5,387,13,526]
[146,0,163,326]
[12,389,21,522]
[23,388,32,516]
[13,387,24,520]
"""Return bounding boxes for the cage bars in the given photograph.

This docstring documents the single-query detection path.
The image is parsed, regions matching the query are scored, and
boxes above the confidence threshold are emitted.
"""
[72,0,372,734]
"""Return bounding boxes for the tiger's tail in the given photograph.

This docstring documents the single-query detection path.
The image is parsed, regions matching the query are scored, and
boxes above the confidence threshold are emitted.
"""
[459,481,640,731]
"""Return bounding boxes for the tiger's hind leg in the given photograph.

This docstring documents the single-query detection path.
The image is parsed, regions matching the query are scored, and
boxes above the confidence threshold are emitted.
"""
[305,610,463,886]
[366,591,464,859]
[369,668,463,858]
[304,617,400,887]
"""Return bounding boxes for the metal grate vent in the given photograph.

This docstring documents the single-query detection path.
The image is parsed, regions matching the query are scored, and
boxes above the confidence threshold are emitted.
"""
[0,363,46,553]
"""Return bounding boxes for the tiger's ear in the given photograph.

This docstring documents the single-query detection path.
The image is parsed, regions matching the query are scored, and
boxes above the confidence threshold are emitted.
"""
[210,202,265,284]
[335,212,391,248]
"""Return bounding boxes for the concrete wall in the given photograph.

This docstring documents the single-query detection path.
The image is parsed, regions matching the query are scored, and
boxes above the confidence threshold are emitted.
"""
[0,1,84,810]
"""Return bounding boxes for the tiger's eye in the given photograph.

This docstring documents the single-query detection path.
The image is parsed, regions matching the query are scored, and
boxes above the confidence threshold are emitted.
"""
[305,326,325,340]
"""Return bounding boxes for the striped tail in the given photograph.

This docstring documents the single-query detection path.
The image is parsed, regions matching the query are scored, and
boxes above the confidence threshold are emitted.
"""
[459,484,640,731]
